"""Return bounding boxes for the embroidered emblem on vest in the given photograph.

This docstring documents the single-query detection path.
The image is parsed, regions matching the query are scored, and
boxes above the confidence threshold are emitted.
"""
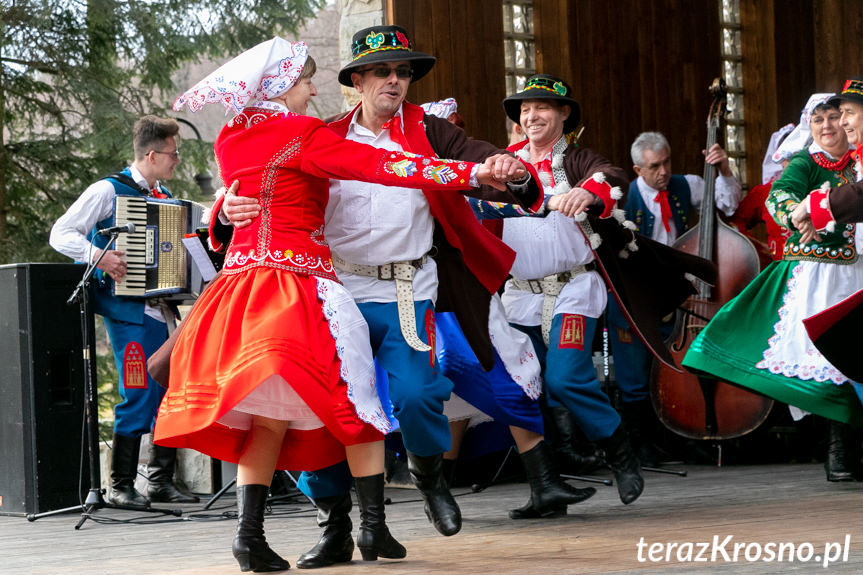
[123,342,148,389]
[558,314,585,350]
[617,327,633,344]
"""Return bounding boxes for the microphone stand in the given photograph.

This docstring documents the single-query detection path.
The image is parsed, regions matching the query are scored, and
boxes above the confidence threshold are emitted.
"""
[27,232,182,527]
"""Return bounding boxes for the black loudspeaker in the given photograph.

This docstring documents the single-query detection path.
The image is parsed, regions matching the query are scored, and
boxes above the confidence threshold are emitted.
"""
[0,263,95,516]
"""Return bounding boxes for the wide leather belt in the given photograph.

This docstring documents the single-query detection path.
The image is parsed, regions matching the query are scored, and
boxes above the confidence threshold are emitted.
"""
[332,253,431,352]
[510,262,597,345]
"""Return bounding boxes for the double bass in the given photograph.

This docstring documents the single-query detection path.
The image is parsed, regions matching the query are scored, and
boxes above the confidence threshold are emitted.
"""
[649,78,772,440]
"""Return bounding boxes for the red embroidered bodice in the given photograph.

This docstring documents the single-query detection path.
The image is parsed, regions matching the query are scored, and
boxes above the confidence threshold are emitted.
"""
[213,108,476,281]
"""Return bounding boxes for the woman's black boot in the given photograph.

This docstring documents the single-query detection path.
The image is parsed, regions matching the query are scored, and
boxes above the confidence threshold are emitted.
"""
[232,484,290,572]
[354,474,407,561]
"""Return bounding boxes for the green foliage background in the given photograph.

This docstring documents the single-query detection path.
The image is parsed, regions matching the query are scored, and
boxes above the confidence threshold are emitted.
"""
[2,0,321,429]
[1,0,321,264]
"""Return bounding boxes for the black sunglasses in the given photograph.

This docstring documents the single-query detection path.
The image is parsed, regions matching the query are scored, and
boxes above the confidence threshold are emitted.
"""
[360,65,413,79]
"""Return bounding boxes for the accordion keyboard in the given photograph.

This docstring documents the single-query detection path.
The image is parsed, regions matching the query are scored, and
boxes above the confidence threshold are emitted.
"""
[114,196,148,296]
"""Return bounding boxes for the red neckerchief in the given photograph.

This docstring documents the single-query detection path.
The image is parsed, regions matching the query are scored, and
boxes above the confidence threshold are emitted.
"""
[328,102,515,294]
[381,114,409,151]
[654,189,672,232]
[536,156,555,187]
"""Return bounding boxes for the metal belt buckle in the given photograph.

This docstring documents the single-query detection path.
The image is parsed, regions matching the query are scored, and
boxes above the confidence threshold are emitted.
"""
[377,263,395,280]
[528,279,543,294]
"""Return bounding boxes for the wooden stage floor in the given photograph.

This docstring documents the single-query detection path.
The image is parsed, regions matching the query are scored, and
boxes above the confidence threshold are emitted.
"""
[2,462,861,574]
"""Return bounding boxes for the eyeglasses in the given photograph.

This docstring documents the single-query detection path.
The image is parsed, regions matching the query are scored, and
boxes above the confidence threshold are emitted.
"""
[360,65,413,79]
[151,150,180,160]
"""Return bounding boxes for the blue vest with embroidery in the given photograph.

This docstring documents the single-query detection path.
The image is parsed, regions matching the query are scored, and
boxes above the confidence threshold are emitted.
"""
[625,175,692,238]
[87,168,172,324]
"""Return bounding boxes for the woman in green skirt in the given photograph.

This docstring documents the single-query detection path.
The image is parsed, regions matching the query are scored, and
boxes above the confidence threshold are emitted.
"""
[683,93,863,425]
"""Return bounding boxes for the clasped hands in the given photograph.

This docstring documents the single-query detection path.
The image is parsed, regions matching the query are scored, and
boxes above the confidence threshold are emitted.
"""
[481,154,601,217]
[790,199,821,243]
[477,154,529,190]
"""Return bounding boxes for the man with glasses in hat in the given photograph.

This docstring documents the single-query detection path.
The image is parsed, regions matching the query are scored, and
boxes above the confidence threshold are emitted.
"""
[50,115,199,510]
[316,24,545,545]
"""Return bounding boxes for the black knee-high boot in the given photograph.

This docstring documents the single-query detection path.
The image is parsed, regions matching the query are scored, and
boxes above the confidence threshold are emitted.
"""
[597,424,644,505]
[825,420,863,482]
[108,433,150,508]
[407,452,462,536]
[549,406,603,475]
[354,474,407,561]
[146,439,200,503]
[232,484,290,573]
[509,440,596,519]
[295,491,354,569]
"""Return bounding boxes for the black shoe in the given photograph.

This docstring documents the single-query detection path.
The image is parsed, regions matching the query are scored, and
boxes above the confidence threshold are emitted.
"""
[233,484,290,573]
[296,492,354,569]
[509,501,567,520]
[354,474,407,561]
[108,481,151,508]
[407,452,462,536]
[597,424,644,505]
[146,441,200,503]
[108,433,150,509]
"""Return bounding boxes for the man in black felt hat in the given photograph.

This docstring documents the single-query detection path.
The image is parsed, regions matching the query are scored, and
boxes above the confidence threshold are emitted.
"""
[494,73,648,509]
[470,73,718,514]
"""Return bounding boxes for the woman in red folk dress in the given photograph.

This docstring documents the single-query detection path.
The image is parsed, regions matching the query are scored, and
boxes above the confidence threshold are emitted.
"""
[155,38,515,573]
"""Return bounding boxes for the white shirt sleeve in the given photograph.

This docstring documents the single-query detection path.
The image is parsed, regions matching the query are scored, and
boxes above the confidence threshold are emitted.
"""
[684,173,741,218]
[49,180,117,263]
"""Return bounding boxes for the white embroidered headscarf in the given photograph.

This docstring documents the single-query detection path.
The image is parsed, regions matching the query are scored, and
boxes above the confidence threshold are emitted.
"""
[771,93,835,163]
[421,97,458,120]
[173,38,309,115]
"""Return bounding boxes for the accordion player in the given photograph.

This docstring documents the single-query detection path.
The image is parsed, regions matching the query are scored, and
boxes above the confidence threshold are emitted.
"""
[111,195,218,301]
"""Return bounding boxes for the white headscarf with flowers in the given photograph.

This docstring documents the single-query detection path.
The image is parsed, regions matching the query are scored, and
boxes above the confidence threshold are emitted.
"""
[173,38,308,115]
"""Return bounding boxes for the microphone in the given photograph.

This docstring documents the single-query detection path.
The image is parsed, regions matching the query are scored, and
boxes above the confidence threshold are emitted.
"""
[96,222,136,236]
